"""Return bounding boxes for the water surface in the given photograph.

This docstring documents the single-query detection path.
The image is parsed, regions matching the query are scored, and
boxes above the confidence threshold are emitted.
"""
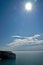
[0,51,43,65]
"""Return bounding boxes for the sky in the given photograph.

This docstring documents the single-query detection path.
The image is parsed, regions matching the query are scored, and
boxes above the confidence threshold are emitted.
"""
[0,0,43,51]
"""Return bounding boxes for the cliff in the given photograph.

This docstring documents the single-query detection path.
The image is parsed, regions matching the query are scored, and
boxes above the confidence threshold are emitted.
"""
[0,51,16,60]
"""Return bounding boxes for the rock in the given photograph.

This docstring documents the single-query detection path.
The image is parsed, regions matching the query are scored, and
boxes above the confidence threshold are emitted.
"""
[0,51,16,60]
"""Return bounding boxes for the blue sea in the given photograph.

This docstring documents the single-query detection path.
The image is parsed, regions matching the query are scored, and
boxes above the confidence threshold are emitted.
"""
[0,51,43,65]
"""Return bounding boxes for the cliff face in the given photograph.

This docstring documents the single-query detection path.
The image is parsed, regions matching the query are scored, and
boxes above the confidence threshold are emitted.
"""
[0,51,16,59]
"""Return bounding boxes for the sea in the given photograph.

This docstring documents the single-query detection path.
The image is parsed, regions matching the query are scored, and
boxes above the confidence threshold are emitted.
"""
[0,51,43,65]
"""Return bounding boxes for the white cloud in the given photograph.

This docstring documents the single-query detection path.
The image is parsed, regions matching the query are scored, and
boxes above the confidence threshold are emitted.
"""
[33,34,40,38]
[7,34,43,47]
[11,35,21,38]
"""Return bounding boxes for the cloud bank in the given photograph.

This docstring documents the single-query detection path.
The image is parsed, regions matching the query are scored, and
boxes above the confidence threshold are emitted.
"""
[7,34,43,47]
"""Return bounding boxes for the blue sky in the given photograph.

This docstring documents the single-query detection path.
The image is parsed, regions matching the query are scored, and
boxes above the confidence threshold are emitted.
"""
[0,0,43,51]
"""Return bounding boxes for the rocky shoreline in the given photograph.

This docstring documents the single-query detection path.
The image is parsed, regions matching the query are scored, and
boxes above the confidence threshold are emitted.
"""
[0,51,16,60]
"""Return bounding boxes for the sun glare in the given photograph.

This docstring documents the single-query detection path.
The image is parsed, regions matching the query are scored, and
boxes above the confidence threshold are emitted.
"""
[25,2,32,11]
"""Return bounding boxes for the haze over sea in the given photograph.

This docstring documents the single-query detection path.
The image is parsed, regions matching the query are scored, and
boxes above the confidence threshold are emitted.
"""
[0,51,43,65]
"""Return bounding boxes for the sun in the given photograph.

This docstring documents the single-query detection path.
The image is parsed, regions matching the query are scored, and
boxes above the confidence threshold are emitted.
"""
[25,2,32,11]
